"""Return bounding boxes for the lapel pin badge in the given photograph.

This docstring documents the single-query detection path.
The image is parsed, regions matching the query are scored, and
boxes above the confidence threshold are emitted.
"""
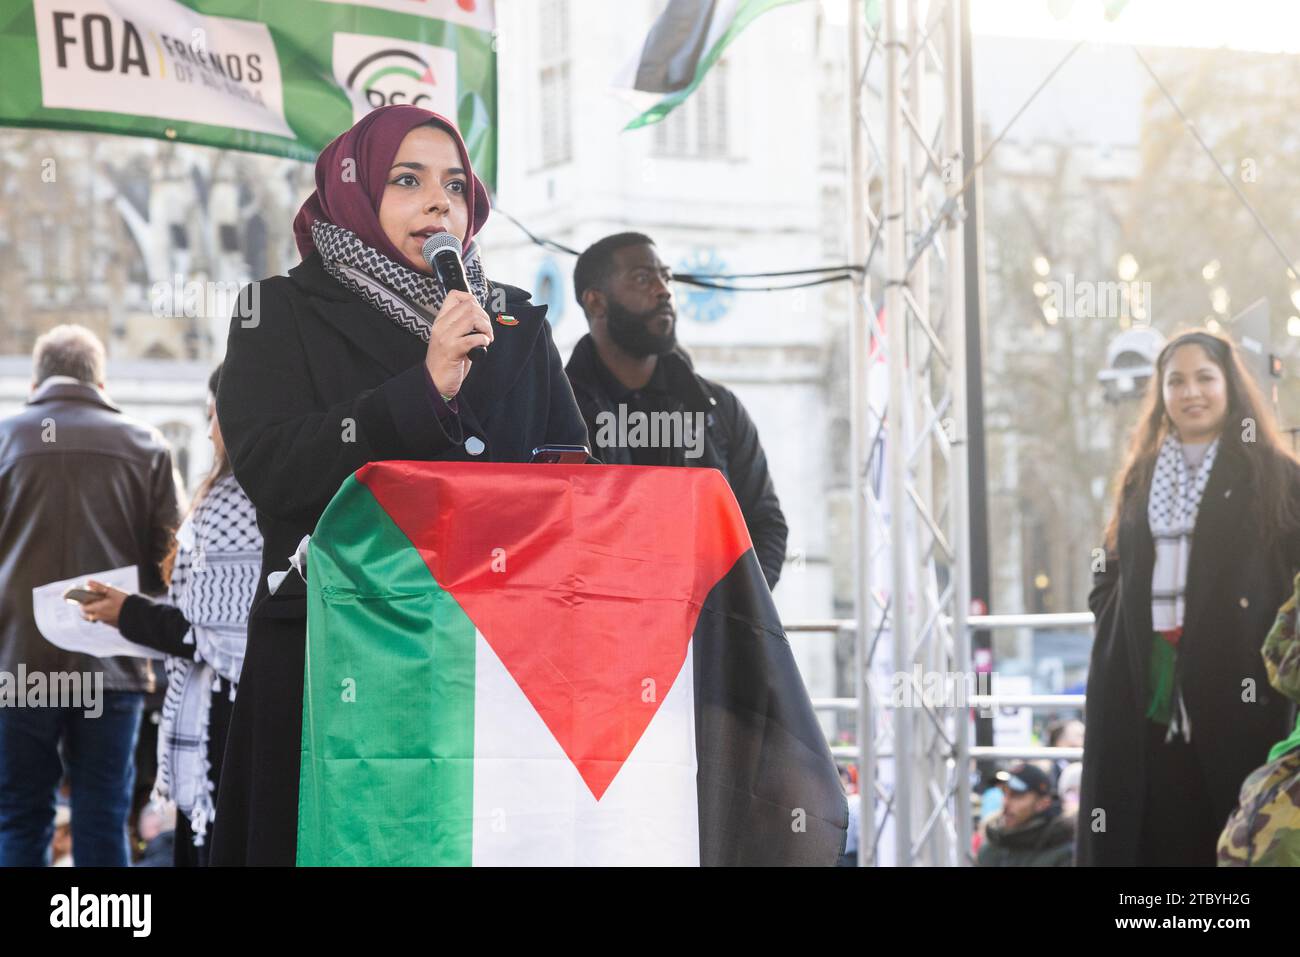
[495,313,518,326]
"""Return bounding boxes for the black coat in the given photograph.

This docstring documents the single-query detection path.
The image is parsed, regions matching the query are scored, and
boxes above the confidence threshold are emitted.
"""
[211,253,587,865]
[564,334,788,589]
[118,592,234,868]
[1077,442,1300,865]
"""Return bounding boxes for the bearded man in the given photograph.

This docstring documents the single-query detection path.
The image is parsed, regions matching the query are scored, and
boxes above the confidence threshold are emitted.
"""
[565,233,787,590]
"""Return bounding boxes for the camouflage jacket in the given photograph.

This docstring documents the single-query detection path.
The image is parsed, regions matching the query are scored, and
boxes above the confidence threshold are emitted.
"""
[1219,572,1300,866]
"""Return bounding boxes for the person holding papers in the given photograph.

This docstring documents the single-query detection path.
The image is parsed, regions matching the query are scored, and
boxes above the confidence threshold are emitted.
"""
[79,364,260,866]
[0,325,180,866]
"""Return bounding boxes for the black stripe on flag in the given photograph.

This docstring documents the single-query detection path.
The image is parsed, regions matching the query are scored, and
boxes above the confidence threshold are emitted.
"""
[693,548,849,865]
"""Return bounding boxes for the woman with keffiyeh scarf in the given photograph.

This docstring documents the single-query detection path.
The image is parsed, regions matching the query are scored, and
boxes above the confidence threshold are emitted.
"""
[80,364,260,865]
[207,106,588,865]
[1079,330,1300,866]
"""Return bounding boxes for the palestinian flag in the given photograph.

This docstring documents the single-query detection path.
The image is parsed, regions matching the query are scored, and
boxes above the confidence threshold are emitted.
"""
[622,0,804,130]
[297,461,846,866]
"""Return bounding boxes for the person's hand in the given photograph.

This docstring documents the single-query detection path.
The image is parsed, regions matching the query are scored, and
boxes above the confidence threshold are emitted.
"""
[80,580,129,628]
[425,290,493,398]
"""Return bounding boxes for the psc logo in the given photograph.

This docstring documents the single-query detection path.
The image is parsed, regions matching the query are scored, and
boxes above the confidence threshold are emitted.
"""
[333,33,457,123]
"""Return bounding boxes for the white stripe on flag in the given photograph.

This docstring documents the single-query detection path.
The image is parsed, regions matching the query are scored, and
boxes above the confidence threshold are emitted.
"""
[471,632,700,866]
[703,0,742,52]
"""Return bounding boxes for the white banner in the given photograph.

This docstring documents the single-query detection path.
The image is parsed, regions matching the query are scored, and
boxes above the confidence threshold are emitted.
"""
[34,0,293,138]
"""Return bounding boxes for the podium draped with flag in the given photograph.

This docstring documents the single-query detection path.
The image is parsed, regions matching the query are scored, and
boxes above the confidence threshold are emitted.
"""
[297,461,846,866]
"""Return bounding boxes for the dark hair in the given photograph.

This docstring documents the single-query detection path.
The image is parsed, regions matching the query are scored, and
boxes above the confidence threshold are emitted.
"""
[1103,329,1300,551]
[190,361,232,510]
[1046,719,1065,748]
[161,363,233,587]
[573,232,656,307]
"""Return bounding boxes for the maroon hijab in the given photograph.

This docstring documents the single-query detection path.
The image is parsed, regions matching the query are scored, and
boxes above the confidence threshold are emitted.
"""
[293,104,491,264]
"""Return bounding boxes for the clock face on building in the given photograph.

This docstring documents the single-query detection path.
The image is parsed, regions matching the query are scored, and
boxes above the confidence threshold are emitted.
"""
[533,255,565,326]
[676,248,733,324]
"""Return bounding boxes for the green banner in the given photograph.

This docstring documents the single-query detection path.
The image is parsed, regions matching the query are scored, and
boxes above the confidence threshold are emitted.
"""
[0,0,498,184]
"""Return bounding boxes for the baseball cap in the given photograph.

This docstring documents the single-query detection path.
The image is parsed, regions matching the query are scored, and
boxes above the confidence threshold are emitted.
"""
[995,762,1051,795]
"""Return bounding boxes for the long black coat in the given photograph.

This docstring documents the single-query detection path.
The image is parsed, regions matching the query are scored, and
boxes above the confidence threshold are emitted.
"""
[1077,442,1300,865]
[212,253,587,865]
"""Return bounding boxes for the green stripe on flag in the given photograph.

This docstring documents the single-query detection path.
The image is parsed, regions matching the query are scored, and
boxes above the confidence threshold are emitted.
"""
[298,475,477,866]
[624,0,805,131]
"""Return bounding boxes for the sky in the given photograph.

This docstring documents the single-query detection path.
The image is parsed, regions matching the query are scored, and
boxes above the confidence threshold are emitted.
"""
[970,0,1300,54]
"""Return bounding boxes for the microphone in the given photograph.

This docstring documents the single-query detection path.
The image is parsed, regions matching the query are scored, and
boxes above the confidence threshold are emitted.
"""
[422,232,487,363]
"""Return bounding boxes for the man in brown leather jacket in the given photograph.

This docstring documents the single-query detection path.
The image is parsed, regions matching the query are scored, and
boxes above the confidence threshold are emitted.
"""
[0,325,180,866]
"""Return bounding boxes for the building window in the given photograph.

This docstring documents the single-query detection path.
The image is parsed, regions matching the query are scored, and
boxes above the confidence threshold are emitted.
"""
[653,61,730,159]
[538,0,572,167]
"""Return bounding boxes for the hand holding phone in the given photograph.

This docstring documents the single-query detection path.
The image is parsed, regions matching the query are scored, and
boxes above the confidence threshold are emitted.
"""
[63,586,102,604]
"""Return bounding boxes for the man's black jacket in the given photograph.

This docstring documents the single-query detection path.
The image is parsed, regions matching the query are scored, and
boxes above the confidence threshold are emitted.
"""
[564,334,787,589]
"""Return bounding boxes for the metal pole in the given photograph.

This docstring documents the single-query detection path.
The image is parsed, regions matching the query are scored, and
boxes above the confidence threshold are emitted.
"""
[959,0,995,760]
[847,0,875,868]
[907,0,940,867]
[944,0,973,865]
[883,0,912,866]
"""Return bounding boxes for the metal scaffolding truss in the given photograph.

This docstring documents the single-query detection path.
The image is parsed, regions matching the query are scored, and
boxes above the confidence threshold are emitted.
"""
[848,0,972,866]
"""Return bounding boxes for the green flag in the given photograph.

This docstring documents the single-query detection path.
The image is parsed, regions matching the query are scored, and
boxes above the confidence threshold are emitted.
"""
[624,0,805,131]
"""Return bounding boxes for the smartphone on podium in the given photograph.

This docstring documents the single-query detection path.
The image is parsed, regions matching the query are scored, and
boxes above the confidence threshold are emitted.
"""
[530,444,589,464]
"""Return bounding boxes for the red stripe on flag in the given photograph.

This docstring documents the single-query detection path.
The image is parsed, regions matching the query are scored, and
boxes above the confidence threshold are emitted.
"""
[356,461,753,799]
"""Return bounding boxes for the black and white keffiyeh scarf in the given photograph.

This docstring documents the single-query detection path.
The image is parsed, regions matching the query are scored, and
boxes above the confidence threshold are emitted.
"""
[311,220,493,342]
[154,473,261,846]
[1146,433,1219,743]
[1148,433,1220,634]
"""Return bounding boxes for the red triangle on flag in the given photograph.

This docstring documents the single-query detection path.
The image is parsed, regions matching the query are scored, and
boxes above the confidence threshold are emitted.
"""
[358,462,752,800]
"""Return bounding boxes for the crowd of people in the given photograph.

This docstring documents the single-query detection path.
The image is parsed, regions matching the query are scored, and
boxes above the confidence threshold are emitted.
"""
[2,103,1299,867]
[0,105,786,867]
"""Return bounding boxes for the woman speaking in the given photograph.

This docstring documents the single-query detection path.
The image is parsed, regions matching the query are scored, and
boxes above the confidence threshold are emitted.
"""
[211,105,588,865]
[1078,330,1300,866]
